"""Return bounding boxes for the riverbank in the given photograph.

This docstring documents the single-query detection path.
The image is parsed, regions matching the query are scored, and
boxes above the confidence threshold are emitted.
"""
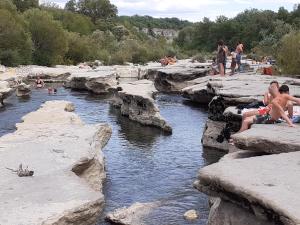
[183,73,300,225]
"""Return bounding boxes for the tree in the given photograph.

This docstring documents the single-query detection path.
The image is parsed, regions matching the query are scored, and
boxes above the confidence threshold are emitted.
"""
[276,31,300,75]
[0,2,32,66]
[65,0,77,12]
[24,9,68,66]
[77,0,117,23]
[13,0,39,12]
[277,7,289,22]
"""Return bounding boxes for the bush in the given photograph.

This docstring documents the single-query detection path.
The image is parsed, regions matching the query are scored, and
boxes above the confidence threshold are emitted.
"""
[0,9,32,66]
[24,9,68,66]
[65,32,92,64]
[276,31,300,75]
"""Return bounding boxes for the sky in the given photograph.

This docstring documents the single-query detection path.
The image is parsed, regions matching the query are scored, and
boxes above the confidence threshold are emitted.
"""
[47,0,299,22]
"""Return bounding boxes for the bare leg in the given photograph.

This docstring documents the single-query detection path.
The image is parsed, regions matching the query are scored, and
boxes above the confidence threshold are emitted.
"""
[242,110,259,120]
[219,63,225,76]
[238,115,256,133]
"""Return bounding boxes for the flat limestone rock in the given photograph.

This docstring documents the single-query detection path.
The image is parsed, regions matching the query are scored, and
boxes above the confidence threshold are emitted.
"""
[208,198,274,225]
[106,202,159,225]
[65,70,117,94]
[115,80,172,133]
[195,151,300,225]
[232,123,300,153]
[0,101,112,225]
[183,74,300,103]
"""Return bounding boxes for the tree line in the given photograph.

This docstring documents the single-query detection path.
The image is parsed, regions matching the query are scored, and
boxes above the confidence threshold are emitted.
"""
[0,0,184,67]
[1,0,300,74]
[175,6,300,74]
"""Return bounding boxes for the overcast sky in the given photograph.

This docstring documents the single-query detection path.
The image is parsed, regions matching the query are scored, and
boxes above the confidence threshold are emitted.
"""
[48,0,299,22]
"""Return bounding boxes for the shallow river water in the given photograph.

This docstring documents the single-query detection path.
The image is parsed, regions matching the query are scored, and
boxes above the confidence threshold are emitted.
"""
[0,86,223,225]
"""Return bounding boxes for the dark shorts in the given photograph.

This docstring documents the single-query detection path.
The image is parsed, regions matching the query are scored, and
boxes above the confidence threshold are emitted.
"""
[236,53,241,64]
[254,114,275,124]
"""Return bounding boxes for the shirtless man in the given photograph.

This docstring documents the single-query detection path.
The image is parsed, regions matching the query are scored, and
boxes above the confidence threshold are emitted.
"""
[238,85,299,132]
[269,85,300,127]
[240,81,279,123]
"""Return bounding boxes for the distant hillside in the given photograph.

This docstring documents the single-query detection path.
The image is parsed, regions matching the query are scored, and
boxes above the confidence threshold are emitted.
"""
[117,15,192,30]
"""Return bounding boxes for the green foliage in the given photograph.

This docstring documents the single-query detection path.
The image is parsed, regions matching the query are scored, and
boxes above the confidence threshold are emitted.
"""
[276,31,300,75]
[65,32,92,64]
[24,9,68,66]
[45,8,94,35]
[0,8,32,66]
[117,15,192,30]
[65,0,76,12]
[0,0,17,13]
[12,0,38,12]
[77,0,117,23]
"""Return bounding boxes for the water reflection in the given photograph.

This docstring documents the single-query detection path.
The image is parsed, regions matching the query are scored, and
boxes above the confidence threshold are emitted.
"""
[0,88,221,225]
[108,105,163,149]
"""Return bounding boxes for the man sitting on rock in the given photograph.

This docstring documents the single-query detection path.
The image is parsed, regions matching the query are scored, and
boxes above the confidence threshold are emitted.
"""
[236,85,300,134]
[237,81,280,131]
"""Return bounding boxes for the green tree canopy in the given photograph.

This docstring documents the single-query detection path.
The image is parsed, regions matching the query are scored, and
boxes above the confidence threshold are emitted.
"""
[0,8,32,66]
[77,0,117,23]
[13,0,38,12]
[24,9,68,66]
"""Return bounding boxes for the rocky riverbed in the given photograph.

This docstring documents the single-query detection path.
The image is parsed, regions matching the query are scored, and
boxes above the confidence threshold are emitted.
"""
[1,61,300,225]
[182,73,300,225]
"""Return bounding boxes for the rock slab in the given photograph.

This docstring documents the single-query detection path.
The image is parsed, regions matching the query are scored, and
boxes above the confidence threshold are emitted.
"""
[232,123,300,154]
[65,70,117,94]
[106,202,159,225]
[0,101,112,225]
[114,80,172,133]
[195,151,300,225]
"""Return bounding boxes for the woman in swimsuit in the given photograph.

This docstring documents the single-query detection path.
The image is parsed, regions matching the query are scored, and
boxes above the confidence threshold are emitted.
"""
[217,40,226,76]
[35,76,44,88]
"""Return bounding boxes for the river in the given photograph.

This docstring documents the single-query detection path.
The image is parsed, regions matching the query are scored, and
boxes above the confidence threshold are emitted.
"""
[0,86,223,225]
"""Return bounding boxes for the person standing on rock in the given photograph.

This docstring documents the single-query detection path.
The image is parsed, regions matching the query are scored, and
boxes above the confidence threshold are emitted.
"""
[235,41,244,72]
[217,40,226,76]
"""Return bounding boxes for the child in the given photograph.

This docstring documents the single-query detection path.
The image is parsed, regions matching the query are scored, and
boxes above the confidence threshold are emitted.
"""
[210,57,219,75]
[230,49,237,75]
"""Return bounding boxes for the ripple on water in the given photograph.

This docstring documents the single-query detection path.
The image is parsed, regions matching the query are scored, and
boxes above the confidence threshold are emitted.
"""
[0,88,222,225]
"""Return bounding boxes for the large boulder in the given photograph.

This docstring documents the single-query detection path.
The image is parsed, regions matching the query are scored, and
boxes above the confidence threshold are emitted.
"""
[0,101,112,225]
[65,70,117,94]
[106,202,159,225]
[113,80,172,133]
[194,151,300,225]
[202,120,230,152]
[16,83,31,97]
[145,66,210,92]
[0,81,14,105]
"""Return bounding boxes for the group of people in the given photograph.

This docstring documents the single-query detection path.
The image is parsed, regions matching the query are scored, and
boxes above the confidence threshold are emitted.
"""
[160,56,177,66]
[230,81,300,144]
[35,76,57,94]
[211,40,244,76]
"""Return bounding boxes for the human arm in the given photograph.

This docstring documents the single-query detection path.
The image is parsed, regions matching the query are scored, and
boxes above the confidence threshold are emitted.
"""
[272,100,295,127]
[287,95,300,105]
[263,92,270,105]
